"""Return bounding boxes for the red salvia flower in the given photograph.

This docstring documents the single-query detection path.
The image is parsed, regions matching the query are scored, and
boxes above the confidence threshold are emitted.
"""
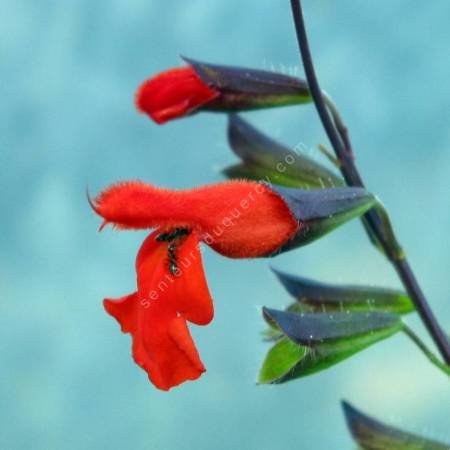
[135,66,219,124]
[92,180,299,390]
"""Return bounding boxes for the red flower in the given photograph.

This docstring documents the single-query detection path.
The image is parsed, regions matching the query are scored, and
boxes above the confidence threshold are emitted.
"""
[92,180,298,390]
[135,66,219,124]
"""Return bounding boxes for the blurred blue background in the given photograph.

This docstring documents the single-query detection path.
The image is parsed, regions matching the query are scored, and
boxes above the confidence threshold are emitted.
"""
[1,1,450,449]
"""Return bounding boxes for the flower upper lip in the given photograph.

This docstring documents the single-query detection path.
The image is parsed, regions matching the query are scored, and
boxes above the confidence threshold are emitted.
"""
[90,179,299,258]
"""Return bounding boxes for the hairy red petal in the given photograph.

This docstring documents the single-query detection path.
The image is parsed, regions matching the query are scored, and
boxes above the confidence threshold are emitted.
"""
[105,293,205,391]
[132,300,205,391]
[136,230,213,326]
[135,66,219,124]
[103,230,213,390]
[93,180,298,258]
[104,293,137,333]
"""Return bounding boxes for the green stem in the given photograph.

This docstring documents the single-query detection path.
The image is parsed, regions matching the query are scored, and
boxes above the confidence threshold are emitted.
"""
[403,325,450,377]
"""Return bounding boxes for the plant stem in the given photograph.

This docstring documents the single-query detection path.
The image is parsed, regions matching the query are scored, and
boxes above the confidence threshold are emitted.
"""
[403,326,450,377]
[289,0,450,365]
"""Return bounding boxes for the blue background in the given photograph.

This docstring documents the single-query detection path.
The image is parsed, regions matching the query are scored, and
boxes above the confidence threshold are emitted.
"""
[1,1,450,449]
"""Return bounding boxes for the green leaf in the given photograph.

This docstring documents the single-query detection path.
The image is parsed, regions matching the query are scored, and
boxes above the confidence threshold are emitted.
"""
[342,401,449,450]
[272,269,414,314]
[258,309,403,383]
[258,337,308,384]
[223,115,343,188]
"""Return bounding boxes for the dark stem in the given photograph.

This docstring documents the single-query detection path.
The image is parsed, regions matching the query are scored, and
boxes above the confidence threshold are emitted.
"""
[289,0,450,365]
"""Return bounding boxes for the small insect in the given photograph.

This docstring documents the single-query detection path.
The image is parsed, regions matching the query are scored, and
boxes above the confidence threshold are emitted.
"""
[155,227,190,275]
[167,243,178,275]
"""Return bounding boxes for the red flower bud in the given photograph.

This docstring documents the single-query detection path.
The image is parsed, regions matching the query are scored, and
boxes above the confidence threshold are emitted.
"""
[135,66,219,124]
[135,59,311,124]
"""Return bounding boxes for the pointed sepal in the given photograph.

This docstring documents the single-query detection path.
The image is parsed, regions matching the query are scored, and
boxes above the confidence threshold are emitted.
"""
[224,115,343,188]
[262,308,401,345]
[272,269,414,314]
[342,401,449,450]
[183,57,311,111]
[269,185,376,253]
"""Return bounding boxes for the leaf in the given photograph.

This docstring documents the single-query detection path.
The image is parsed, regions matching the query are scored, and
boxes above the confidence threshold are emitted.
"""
[258,309,403,383]
[272,269,414,314]
[342,401,449,450]
[223,115,343,189]
[258,337,309,384]
[183,58,311,110]
[269,185,376,253]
